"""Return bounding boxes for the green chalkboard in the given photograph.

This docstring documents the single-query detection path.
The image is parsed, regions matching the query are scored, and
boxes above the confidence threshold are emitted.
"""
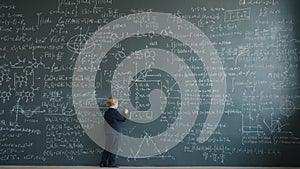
[0,0,300,166]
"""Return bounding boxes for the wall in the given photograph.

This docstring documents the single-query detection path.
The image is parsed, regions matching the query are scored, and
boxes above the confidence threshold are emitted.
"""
[0,0,300,166]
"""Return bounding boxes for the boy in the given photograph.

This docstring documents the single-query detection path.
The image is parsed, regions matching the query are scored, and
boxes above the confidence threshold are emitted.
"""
[100,97,128,167]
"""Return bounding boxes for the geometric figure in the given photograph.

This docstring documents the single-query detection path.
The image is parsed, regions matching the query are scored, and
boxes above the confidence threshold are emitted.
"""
[280,100,295,117]
[67,33,96,54]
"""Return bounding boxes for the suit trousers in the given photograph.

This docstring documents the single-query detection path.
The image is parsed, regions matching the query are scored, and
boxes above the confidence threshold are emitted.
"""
[100,133,120,167]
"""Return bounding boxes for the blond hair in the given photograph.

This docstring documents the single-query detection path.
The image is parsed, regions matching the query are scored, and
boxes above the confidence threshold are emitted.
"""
[107,96,118,107]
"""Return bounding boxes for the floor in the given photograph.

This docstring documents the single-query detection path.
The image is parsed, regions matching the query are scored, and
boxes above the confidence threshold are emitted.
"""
[0,166,298,169]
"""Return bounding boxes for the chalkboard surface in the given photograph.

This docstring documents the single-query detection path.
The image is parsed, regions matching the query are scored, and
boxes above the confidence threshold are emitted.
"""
[1,0,300,166]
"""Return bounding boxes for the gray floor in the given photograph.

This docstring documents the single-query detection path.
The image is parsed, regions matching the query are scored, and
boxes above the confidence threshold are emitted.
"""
[0,167,299,169]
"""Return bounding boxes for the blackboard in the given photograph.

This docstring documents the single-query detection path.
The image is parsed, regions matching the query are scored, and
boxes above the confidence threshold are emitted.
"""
[1,0,300,166]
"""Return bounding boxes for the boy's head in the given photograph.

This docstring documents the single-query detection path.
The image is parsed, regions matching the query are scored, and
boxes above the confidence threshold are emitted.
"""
[107,97,118,108]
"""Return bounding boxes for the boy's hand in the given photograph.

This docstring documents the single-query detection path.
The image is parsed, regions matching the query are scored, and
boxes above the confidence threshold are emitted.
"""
[123,109,129,115]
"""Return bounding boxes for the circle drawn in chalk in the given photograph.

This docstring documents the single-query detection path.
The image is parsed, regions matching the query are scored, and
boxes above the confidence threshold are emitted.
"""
[67,33,95,54]
[280,100,295,117]
[72,12,226,158]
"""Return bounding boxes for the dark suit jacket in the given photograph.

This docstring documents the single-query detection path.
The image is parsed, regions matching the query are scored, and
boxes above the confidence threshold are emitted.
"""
[104,108,126,133]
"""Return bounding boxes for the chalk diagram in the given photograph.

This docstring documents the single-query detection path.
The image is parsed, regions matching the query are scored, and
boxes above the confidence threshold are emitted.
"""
[242,95,298,136]
[72,12,227,158]
[0,64,11,86]
[264,100,296,135]
[0,86,13,103]
[0,51,45,103]
[66,27,97,61]
[9,98,44,127]
[125,131,175,160]
[279,100,296,118]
